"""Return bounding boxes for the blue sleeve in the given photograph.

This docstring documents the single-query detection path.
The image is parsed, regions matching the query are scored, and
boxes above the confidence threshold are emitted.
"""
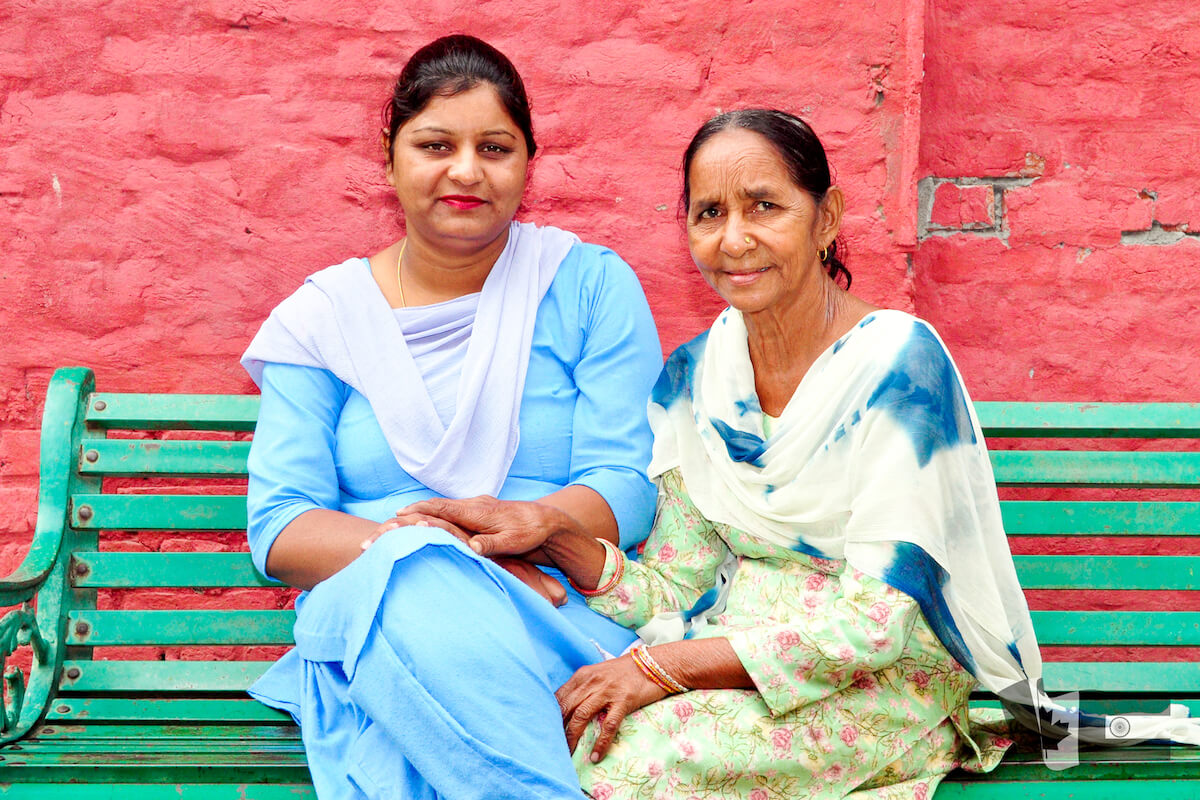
[566,248,662,551]
[246,362,347,578]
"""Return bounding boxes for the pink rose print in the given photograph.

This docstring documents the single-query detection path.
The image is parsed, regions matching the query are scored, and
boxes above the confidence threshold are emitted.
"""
[592,784,614,800]
[673,701,694,723]
[675,738,698,761]
[775,630,801,650]
[647,760,664,777]
[994,737,1013,749]
[837,645,856,661]
[840,724,858,747]
[805,573,827,592]
[614,585,632,604]
[914,781,929,800]
[912,670,930,689]
[823,763,843,780]
[866,601,891,625]
[771,728,792,755]
[658,543,677,563]
[852,669,875,690]
[749,790,769,800]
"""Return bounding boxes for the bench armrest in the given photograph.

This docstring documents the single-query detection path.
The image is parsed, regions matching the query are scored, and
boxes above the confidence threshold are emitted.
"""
[0,368,94,606]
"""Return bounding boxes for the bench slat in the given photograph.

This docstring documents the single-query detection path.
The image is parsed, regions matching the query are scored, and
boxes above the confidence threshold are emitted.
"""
[67,610,296,646]
[1013,555,1200,590]
[71,494,248,530]
[1043,661,1200,693]
[79,440,250,476]
[0,783,312,798]
[72,552,272,588]
[61,660,275,692]
[46,697,291,723]
[1032,611,1200,646]
[31,723,300,740]
[1000,500,1200,535]
[991,451,1200,487]
[976,401,1200,438]
[86,393,259,432]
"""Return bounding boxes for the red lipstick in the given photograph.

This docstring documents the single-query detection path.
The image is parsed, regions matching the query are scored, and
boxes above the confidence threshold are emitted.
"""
[440,195,486,209]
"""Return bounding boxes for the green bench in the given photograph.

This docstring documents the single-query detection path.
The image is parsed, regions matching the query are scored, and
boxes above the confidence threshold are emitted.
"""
[0,366,1196,797]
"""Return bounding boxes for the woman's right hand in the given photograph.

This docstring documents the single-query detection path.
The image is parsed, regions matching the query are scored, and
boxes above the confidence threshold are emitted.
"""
[360,512,471,550]
[361,512,568,607]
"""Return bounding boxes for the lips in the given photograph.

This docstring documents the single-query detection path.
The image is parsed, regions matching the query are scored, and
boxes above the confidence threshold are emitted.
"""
[440,195,486,209]
[723,267,770,285]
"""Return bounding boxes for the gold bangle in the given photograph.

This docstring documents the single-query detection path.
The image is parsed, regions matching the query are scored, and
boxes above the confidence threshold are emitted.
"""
[569,538,624,597]
[631,645,688,694]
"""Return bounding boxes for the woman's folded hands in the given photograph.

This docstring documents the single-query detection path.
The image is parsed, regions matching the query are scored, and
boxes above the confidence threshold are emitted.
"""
[359,496,584,606]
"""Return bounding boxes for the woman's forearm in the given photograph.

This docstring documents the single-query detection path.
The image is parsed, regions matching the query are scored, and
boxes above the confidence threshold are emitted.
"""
[264,509,381,590]
[647,638,754,691]
[537,484,619,545]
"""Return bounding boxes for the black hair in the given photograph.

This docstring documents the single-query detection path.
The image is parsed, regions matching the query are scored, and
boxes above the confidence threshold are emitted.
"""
[383,35,536,164]
[681,109,850,288]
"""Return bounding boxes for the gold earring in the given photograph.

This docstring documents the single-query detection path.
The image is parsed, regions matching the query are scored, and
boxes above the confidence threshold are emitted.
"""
[819,247,829,262]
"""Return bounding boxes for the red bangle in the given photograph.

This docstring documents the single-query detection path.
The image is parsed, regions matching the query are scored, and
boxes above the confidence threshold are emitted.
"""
[569,538,624,597]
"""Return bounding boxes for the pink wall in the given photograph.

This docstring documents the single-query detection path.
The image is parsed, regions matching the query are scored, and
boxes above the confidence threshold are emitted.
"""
[1,2,1198,566]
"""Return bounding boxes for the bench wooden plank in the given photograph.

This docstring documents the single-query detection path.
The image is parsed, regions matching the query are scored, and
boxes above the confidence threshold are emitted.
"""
[72,552,272,588]
[1000,501,1200,535]
[1013,555,1200,590]
[991,451,1200,487]
[86,393,259,432]
[78,440,250,477]
[70,494,248,530]
[46,698,292,724]
[0,784,312,799]
[61,660,276,692]
[1032,611,1200,646]
[976,401,1200,438]
[1043,662,1200,694]
[67,610,296,646]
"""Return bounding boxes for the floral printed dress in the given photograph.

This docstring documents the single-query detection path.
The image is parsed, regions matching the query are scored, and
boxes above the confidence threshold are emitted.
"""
[575,469,1012,799]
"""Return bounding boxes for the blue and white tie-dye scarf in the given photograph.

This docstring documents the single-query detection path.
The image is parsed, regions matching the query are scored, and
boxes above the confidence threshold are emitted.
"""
[643,307,1200,747]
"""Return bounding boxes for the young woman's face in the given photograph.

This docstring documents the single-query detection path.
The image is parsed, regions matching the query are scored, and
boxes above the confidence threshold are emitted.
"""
[388,84,529,253]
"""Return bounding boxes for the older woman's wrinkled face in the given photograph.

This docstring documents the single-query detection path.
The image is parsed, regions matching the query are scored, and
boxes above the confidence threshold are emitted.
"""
[685,128,839,315]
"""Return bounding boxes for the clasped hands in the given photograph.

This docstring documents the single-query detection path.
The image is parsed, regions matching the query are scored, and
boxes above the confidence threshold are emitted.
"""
[360,496,573,607]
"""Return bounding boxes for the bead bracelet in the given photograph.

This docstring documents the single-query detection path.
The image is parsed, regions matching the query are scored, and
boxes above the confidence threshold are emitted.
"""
[568,538,625,597]
[630,645,688,694]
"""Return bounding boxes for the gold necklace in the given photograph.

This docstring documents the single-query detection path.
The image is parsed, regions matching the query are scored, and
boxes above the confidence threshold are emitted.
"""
[395,239,407,307]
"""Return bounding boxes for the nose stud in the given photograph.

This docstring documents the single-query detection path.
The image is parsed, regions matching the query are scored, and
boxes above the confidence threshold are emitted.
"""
[744,236,753,244]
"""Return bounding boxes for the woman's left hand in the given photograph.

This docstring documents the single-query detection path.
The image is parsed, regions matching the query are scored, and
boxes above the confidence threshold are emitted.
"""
[556,655,669,763]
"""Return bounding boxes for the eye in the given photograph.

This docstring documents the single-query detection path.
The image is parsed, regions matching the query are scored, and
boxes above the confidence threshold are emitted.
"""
[420,142,450,152]
[696,206,721,221]
[754,200,776,212]
[480,143,513,155]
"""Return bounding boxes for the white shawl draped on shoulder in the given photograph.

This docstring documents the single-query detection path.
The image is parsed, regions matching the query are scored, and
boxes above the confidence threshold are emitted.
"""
[241,221,579,499]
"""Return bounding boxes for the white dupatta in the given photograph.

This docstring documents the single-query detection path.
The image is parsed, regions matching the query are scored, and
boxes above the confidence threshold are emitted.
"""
[242,221,578,499]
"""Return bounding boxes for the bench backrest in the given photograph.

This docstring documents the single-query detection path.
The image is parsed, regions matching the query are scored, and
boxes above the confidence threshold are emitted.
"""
[2,368,1197,741]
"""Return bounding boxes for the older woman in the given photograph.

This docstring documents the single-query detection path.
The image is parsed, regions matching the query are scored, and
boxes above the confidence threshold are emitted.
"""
[241,36,661,800]
[406,110,1033,798]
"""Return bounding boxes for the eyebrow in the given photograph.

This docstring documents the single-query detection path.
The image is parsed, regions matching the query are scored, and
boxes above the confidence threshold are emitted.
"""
[745,187,776,200]
[408,126,517,139]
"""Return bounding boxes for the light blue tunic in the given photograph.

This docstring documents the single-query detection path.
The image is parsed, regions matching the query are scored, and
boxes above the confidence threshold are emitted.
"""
[246,243,662,799]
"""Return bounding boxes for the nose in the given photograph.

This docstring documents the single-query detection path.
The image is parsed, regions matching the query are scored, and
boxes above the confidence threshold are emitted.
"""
[447,149,483,185]
[718,214,755,258]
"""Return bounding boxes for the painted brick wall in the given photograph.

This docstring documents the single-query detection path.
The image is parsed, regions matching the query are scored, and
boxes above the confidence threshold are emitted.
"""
[916,0,1200,400]
[0,1,1197,579]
